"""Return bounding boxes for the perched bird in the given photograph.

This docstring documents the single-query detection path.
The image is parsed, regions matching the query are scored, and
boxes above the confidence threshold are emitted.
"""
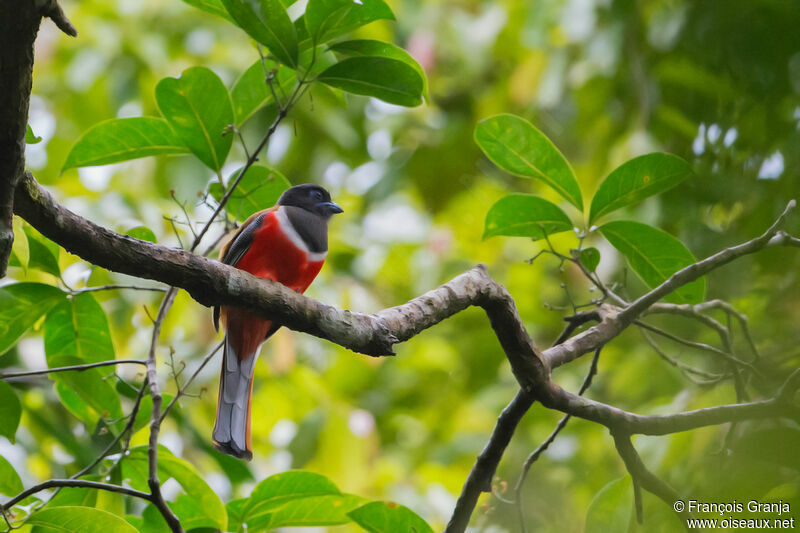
[212,184,342,460]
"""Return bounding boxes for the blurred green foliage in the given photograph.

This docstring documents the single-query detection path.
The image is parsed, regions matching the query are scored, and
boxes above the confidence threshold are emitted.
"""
[1,0,799,531]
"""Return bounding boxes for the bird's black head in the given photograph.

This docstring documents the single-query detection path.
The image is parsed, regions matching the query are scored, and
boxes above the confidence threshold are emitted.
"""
[277,184,343,218]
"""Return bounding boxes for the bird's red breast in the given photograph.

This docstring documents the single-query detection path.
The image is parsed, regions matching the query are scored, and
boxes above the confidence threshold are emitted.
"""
[234,209,325,292]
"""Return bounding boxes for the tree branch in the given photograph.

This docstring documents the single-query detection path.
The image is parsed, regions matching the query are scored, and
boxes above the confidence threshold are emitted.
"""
[1,479,150,512]
[547,200,796,370]
[611,432,690,526]
[445,313,601,533]
[38,0,77,37]
[0,2,41,277]
[539,373,799,435]
[444,391,535,533]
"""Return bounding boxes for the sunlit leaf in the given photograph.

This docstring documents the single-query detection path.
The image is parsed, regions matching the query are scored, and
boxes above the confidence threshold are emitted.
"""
[318,57,423,107]
[44,293,115,364]
[209,165,291,221]
[305,0,393,45]
[0,283,63,356]
[585,477,632,533]
[589,153,692,224]
[0,382,22,444]
[26,506,139,533]
[0,455,23,496]
[46,484,97,508]
[48,355,124,431]
[26,124,42,144]
[600,220,706,304]
[179,0,234,21]
[483,194,573,240]
[580,247,601,272]
[226,498,248,532]
[245,471,341,514]
[222,0,298,67]
[475,114,583,210]
[126,226,157,243]
[231,61,296,125]
[241,471,363,531]
[62,118,189,170]
[8,217,29,270]
[23,225,61,277]
[348,501,434,533]
[124,446,227,531]
[156,67,234,172]
[55,382,99,428]
[329,39,427,99]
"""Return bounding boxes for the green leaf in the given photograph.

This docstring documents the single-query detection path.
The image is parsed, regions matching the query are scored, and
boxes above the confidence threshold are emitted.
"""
[589,153,692,224]
[600,220,706,304]
[580,247,601,272]
[126,226,157,243]
[62,118,189,171]
[0,382,22,444]
[23,225,61,277]
[585,477,632,533]
[221,0,298,67]
[475,114,583,210]
[348,501,434,533]
[8,217,29,270]
[245,471,342,514]
[329,39,427,99]
[44,293,115,364]
[0,455,23,496]
[246,495,365,530]
[179,0,234,21]
[48,356,123,430]
[124,446,227,531]
[26,506,139,533]
[483,194,573,240]
[55,382,98,428]
[241,471,363,531]
[46,485,97,508]
[209,165,291,221]
[226,498,248,533]
[318,57,423,107]
[305,0,394,45]
[26,124,42,144]
[156,67,234,172]
[231,61,296,125]
[0,283,64,356]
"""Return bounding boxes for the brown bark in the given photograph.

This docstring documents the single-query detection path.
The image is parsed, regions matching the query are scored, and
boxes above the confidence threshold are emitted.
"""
[0,2,41,277]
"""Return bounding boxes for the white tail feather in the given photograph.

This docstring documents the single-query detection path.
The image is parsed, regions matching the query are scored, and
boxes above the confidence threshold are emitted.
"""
[213,337,258,459]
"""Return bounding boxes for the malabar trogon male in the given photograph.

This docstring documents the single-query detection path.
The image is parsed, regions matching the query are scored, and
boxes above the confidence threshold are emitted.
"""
[212,184,342,460]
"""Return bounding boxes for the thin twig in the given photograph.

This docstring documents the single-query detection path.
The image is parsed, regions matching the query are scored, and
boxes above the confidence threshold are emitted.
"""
[0,359,146,379]
[160,341,223,423]
[634,320,759,377]
[513,347,601,533]
[638,329,726,384]
[145,288,182,533]
[70,379,149,480]
[70,284,168,294]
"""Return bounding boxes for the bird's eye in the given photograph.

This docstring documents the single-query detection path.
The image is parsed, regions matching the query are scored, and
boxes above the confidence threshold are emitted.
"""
[312,190,324,201]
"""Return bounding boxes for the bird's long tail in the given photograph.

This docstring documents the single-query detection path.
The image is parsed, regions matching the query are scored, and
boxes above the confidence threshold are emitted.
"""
[212,334,259,460]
